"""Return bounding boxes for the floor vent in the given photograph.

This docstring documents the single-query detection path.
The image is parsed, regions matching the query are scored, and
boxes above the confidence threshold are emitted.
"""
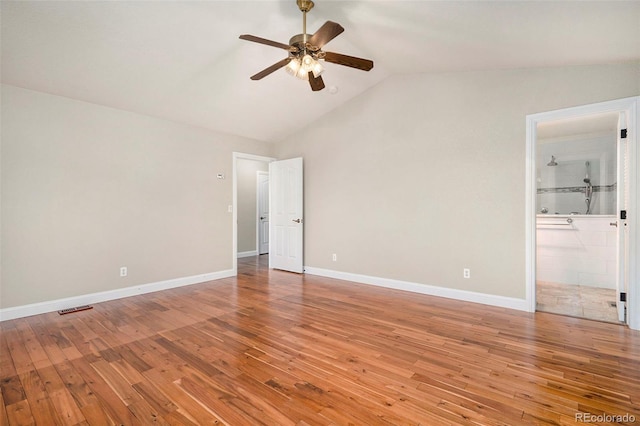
[58,305,93,315]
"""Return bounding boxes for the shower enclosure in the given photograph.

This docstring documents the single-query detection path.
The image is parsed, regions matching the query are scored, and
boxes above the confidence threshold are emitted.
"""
[537,141,617,216]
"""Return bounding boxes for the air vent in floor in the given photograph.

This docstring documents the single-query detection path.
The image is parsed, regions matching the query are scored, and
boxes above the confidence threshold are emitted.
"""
[58,305,93,315]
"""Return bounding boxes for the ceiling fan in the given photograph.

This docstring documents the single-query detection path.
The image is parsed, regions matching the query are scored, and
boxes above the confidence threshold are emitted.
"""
[239,0,374,92]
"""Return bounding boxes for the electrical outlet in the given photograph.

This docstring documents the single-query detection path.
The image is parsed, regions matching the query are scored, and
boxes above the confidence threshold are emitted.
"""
[463,268,470,279]
[120,267,128,277]
[332,253,337,262]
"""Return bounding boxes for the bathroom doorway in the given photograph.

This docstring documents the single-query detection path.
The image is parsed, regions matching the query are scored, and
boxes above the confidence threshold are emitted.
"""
[525,97,639,329]
[535,112,620,323]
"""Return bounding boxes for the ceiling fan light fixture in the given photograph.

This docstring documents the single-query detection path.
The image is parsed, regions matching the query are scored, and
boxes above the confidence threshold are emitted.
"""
[239,0,373,91]
[311,60,324,78]
[301,54,314,69]
[297,67,309,80]
[287,56,321,80]
[286,58,301,76]
[288,59,308,80]
[300,54,324,78]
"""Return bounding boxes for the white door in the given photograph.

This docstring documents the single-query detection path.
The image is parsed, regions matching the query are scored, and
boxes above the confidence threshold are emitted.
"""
[615,112,629,323]
[257,171,269,255]
[269,157,303,273]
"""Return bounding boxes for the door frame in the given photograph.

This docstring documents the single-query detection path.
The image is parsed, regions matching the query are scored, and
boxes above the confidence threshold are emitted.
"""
[525,96,640,330]
[256,171,269,255]
[232,152,276,274]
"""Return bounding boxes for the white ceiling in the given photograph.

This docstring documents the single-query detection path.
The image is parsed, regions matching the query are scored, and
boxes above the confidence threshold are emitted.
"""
[2,1,639,143]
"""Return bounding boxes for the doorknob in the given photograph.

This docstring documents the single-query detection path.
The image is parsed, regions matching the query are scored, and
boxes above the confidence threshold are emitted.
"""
[260,217,266,220]
[610,222,618,227]
[292,218,302,223]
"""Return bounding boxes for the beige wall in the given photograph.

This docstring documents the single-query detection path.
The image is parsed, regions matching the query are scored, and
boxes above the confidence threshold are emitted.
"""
[276,62,640,299]
[1,84,273,309]
[237,159,269,253]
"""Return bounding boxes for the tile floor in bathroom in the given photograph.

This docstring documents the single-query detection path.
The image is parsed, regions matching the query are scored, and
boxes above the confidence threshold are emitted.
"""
[536,281,621,323]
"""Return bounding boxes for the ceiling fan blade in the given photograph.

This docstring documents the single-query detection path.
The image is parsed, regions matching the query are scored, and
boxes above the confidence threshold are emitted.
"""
[307,21,344,49]
[323,51,374,71]
[308,72,325,91]
[239,34,296,52]
[250,58,292,80]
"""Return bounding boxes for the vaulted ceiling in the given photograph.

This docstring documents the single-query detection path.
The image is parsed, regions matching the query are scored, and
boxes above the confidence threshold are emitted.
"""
[2,1,639,143]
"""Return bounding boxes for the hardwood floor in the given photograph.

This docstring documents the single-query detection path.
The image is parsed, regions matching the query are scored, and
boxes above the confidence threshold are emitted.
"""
[2,256,639,425]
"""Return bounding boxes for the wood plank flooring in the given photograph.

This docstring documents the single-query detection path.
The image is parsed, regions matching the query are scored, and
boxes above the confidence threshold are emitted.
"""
[2,256,639,425]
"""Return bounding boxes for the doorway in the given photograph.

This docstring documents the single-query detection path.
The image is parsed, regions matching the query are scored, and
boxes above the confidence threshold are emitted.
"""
[525,97,640,330]
[232,153,275,274]
[233,153,305,275]
[535,112,620,322]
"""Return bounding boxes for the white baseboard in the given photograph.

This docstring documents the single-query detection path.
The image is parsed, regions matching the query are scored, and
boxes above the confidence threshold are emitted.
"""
[304,266,529,312]
[0,269,235,322]
[237,250,258,258]
[1,266,529,322]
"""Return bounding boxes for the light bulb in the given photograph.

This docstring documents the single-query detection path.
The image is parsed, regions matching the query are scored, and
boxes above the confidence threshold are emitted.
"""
[286,58,301,76]
[296,66,309,80]
[311,61,324,78]
[301,54,315,72]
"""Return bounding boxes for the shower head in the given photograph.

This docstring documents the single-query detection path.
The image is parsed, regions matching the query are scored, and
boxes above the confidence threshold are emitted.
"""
[547,156,558,166]
[584,160,590,182]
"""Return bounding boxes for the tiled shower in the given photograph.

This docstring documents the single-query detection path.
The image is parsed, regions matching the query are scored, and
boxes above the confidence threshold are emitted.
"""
[537,133,617,216]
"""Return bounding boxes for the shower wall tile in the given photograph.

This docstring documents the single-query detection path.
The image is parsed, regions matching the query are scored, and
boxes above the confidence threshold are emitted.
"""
[538,253,608,275]
[538,267,579,286]
[578,272,615,288]
[576,230,608,247]
[536,216,616,289]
